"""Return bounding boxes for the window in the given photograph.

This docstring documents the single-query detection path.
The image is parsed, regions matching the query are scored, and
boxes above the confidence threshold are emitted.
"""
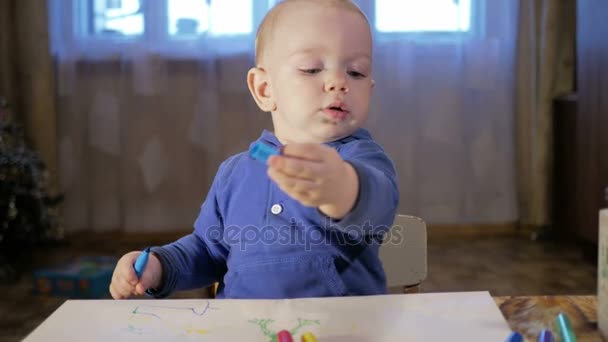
[92,0,143,36]
[168,0,253,36]
[89,0,476,38]
[90,0,254,37]
[375,0,473,33]
[51,0,480,57]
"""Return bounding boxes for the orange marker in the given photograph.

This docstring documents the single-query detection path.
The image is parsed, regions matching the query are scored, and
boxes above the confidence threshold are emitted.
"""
[301,332,318,342]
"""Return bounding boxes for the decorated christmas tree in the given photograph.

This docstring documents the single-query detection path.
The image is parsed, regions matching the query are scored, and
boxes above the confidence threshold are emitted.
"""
[0,97,64,282]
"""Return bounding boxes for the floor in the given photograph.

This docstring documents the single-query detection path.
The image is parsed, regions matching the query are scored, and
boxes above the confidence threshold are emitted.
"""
[0,231,597,342]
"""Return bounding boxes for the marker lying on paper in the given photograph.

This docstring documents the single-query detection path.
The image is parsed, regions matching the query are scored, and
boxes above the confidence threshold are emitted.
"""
[133,247,151,278]
[505,332,523,342]
[538,329,554,342]
[277,330,294,342]
[301,332,318,342]
[250,141,280,164]
[556,313,577,342]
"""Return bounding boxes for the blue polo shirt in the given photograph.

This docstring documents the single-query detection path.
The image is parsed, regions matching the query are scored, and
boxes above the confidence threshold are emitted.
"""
[149,128,399,299]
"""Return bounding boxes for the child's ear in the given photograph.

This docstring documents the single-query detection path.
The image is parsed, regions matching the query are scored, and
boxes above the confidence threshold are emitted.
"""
[371,79,376,89]
[247,67,276,112]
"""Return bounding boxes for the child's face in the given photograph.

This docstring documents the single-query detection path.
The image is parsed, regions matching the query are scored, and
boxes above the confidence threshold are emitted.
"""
[264,3,374,144]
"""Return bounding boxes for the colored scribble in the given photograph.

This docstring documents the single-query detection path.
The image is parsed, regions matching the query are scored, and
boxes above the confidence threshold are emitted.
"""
[127,301,217,337]
[249,317,321,342]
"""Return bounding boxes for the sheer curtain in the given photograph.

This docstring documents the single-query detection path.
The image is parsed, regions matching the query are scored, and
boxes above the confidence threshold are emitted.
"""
[363,0,519,224]
[48,0,519,233]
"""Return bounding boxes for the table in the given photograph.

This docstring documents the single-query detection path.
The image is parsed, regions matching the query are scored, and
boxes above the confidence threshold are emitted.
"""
[494,295,602,341]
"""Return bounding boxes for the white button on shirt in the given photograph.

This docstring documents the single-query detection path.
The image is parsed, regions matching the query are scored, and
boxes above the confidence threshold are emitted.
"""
[270,204,283,215]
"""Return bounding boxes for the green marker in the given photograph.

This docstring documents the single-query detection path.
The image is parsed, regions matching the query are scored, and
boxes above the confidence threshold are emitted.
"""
[556,312,577,342]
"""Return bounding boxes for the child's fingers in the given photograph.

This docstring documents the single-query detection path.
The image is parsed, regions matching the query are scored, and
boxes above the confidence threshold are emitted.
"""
[268,156,321,181]
[122,267,137,286]
[290,191,318,207]
[112,266,137,288]
[268,168,318,194]
[115,272,135,289]
[110,285,130,299]
[136,269,155,294]
[135,283,147,295]
[110,279,134,299]
[109,283,118,299]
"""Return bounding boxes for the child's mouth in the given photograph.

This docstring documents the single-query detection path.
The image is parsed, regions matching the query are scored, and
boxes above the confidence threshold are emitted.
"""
[322,107,349,121]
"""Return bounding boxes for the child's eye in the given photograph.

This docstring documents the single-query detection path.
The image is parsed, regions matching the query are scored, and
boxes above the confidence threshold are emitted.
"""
[300,68,322,74]
[348,70,366,78]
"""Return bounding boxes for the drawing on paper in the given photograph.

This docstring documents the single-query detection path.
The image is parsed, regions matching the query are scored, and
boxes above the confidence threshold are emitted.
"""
[249,317,321,342]
[126,301,217,336]
[23,292,514,342]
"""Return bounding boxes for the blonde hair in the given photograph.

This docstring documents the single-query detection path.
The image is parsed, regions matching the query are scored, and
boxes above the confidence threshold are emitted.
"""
[254,0,371,65]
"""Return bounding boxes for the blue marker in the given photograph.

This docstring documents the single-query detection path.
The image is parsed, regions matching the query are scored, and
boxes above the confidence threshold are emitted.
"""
[538,329,554,342]
[506,332,523,342]
[133,247,151,278]
[556,313,577,342]
[250,141,280,164]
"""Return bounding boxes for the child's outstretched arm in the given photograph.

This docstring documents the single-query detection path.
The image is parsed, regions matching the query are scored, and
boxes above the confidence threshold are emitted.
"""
[267,139,399,236]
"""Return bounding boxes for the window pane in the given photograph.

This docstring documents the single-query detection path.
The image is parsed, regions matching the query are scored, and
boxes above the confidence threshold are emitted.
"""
[209,0,252,35]
[168,0,210,36]
[92,0,144,36]
[168,0,253,36]
[375,0,471,33]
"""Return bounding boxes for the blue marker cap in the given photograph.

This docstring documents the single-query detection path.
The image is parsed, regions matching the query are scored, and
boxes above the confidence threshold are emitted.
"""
[250,141,280,164]
[134,247,151,278]
[538,329,554,342]
[506,332,523,342]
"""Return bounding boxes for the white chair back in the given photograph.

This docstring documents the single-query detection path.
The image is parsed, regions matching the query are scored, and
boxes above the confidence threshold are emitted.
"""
[379,214,428,291]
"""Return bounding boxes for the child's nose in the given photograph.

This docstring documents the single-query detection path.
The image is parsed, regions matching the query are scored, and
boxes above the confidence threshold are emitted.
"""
[324,74,349,93]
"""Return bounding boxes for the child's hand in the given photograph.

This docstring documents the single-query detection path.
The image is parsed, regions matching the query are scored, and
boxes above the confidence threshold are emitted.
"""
[109,251,163,299]
[267,144,359,219]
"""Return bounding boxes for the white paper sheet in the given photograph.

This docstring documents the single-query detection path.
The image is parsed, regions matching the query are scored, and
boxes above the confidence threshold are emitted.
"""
[23,291,511,342]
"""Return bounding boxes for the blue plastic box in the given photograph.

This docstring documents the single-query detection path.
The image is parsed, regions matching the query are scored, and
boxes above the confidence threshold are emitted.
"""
[32,256,117,298]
